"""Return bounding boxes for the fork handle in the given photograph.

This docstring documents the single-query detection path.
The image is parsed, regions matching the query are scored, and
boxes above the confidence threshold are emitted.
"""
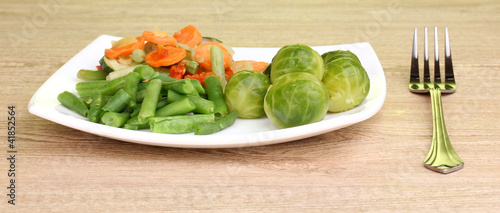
[424,87,464,173]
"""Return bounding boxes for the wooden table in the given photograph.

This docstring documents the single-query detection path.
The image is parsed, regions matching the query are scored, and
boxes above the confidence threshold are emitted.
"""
[2,0,499,211]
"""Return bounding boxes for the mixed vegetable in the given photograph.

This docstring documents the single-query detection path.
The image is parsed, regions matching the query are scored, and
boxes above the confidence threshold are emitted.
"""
[57,25,370,135]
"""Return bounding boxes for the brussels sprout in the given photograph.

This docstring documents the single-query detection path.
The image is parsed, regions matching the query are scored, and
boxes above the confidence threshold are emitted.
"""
[322,58,370,113]
[270,44,324,83]
[321,50,361,65]
[264,72,329,128]
[224,70,271,119]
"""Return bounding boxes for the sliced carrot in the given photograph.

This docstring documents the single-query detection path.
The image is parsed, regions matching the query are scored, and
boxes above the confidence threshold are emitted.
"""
[143,30,177,46]
[194,42,231,71]
[184,71,217,86]
[173,25,202,48]
[144,45,186,68]
[105,36,145,59]
[236,60,269,72]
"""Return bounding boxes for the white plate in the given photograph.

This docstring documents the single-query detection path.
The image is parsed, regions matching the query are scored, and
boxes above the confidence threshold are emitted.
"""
[28,35,386,148]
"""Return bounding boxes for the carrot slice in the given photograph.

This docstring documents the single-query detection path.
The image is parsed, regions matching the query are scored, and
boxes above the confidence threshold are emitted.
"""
[236,60,269,72]
[105,36,145,59]
[173,25,202,48]
[143,30,177,46]
[194,42,231,71]
[144,45,186,68]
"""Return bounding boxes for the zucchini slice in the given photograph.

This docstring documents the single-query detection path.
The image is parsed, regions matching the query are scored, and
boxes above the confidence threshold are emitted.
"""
[99,56,130,73]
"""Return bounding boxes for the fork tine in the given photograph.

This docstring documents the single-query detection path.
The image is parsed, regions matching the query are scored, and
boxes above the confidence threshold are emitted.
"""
[410,28,420,85]
[423,27,430,84]
[444,28,455,81]
[443,27,456,93]
[434,26,441,84]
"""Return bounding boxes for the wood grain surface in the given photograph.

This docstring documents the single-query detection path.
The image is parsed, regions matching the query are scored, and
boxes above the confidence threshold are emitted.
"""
[1,0,500,212]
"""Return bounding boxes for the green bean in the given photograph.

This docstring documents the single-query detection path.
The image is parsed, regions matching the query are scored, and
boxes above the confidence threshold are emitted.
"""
[161,79,195,95]
[167,90,214,114]
[194,110,238,135]
[123,124,139,130]
[138,79,162,123]
[102,89,131,112]
[96,75,127,96]
[124,72,141,111]
[75,81,107,96]
[204,76,228,118]
[98,110,107,124]
[125,116,150,129]
[130,103,141,118]
[79,96,91,108]
[157,73,176,82]
[155,98,196,117]
[77,69,108,80]
[133,65,155,81]
[149,114,215,134]
[210,45,226,84]
[136,89,147,103]
[101,112,130,127]
[190,79,206,95]
[57,91,88,117]
[137,82,149,91]
[156,97,169,109]
[87,92,104,122]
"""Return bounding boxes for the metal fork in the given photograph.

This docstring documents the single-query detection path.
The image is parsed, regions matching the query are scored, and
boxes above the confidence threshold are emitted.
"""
[409,27,464,174]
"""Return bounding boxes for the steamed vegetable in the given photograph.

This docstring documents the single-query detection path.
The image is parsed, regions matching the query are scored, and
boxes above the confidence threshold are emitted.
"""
[149,114,215,134]
[321,50,361,65]
[195,42,231,71]
[142,30,177,46]
[57,91,89,117]
[204,76,228,119]
[264,72,329,128]
[173,24,203,48]
[322,53,370,112]
[144,45,186,68]
[224,70,270,118]
[60,26,372,136]
[77,69,108,80]
[270,44,324,83]
[138,79,162,123]
[101,112,130,127]
[105,36,145,59]
[194,110,238,135]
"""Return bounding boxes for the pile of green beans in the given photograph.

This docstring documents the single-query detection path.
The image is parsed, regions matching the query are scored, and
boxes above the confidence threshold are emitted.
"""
[58,64,238,135]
